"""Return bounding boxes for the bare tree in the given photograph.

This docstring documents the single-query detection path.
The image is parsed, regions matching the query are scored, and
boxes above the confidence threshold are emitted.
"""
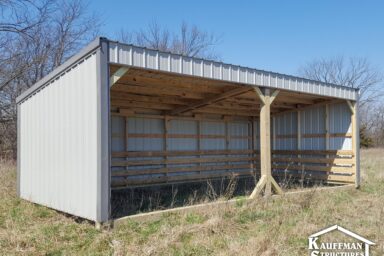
[361,102,384,146]
[0,0,101,158]
[299,56,383,107]
[135,21,170,52]
[0,0,50,36]
[119,21,221,60]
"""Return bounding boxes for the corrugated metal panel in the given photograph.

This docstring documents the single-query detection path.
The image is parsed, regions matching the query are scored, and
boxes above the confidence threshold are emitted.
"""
[274,112,297,150]
[272,103,354,181]
[228,122,249,150]
[111,117,253,182]
[329,102,352,150]
[127,117,164,151]
[108,41,358,100]
[19,53,98,221]
[200,121,225,150]
[301,106,326,150]
[253,119,260,150]
[270,103,350,151]
[168,119,198,151]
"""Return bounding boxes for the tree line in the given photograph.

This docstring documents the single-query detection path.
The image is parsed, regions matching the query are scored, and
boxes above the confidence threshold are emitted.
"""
[0,0,382,158]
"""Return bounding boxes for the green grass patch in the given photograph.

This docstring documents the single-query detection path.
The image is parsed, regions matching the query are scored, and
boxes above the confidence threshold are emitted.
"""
[236,209,275,224]
[235,196,247,207]
[185,213,206,224]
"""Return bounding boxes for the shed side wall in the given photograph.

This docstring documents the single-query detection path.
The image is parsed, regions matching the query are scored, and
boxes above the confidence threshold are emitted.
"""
[19,52,99,221]
[272,102,355,183]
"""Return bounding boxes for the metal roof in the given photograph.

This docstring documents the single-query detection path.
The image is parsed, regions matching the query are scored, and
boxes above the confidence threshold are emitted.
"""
[17,37,359,103]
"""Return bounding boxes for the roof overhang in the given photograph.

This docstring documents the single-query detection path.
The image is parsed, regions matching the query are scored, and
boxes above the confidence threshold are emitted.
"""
[16,37,359,104]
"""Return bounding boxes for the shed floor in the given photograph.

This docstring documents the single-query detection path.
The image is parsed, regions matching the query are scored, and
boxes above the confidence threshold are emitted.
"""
[110,176,341,218]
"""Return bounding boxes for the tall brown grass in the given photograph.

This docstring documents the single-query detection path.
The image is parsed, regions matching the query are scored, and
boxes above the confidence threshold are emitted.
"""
[0,148,383,255]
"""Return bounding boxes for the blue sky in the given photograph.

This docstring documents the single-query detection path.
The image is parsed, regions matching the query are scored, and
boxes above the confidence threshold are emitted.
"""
[90,0,384,76]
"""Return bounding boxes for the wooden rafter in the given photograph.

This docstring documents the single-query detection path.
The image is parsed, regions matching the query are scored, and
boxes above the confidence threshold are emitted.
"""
[170,86,253,115]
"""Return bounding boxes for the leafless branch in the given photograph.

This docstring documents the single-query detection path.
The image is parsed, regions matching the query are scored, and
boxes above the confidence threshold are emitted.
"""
[299,56,383,107]
[0,0,101,158]
[119,20,222,60]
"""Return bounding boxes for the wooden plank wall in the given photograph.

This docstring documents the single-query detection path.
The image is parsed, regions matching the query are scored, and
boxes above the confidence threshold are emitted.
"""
[110,113,259,188]
[271,102,355,184]
[110,101,355,189]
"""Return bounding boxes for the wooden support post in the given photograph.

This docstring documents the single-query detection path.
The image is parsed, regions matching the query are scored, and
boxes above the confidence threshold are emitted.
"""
[250,88,283,198]
[347,100,359,188]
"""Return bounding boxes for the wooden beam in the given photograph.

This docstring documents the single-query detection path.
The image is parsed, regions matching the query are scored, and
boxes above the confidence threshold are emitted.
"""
[274,94,315,105]
[346,100,355,114]
[112,149,257,158]
[112,156,258,167]
[270,176,283,195]
[272,149,354,155]
[113,83,207,99]
[192,107,259,117]
[119,70,234,94]
[170,86,253,115]
[270,89,280,104]
[110,67,129,86]
[273,99,343,117]
[253,87,265,104]
[249,175,267,199]
[112,164,254,177]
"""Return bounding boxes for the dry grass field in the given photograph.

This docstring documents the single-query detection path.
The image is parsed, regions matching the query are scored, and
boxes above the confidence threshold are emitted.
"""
[0,148,383,255]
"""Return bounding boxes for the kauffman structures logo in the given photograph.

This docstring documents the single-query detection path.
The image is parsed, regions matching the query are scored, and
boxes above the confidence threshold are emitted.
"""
[308,225,375,256]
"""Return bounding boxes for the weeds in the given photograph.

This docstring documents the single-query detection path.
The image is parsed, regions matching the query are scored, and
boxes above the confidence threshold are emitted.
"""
[0,149,383,255]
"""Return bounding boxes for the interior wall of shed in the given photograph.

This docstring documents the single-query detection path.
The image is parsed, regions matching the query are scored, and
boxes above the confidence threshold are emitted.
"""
[108,66,356,193]
[110,113,261,188]
[109,101,355,190]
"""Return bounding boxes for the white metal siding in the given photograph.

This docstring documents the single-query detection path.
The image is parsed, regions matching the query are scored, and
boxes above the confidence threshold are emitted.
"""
[329,103,352,150]
[271,102,351,151]
[109,42,358,101]
[301,106,326,150]
[274,112,298,150]
[19,53,98,221]
[111,117,253,183]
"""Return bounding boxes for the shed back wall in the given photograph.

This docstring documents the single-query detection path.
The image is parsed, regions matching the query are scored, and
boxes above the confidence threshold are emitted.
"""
[111,116,256,185]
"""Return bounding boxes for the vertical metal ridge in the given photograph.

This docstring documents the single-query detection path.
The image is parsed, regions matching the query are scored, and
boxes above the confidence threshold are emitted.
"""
[355,94,361,188]
[17,104,21,196]
[96,38,110,223]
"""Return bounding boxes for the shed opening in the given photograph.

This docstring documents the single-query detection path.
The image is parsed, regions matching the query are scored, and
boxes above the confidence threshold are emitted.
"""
[109,65,357,217]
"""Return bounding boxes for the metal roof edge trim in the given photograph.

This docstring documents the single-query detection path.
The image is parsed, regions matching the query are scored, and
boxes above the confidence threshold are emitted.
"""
[16,37,104,104]
[105,38,359,93]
